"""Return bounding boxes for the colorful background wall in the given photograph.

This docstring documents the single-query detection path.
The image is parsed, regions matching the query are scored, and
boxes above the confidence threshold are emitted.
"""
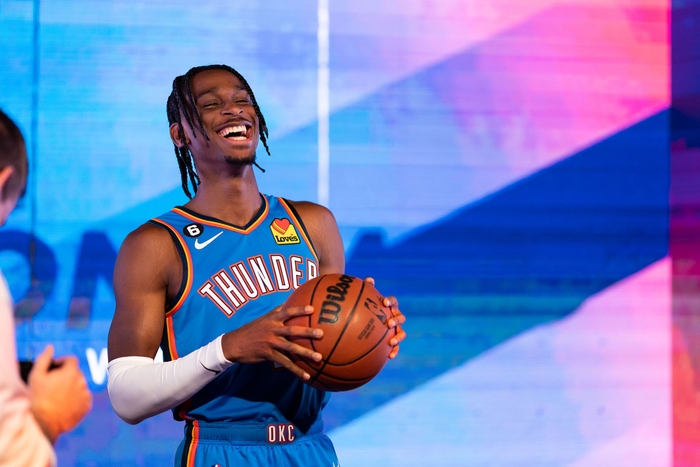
[0,0,695,465]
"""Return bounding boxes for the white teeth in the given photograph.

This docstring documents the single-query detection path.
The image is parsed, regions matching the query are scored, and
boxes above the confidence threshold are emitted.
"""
[218,125,247,138]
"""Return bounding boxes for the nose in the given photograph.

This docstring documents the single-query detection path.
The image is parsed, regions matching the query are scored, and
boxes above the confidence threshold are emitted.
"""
[222,100,244,116]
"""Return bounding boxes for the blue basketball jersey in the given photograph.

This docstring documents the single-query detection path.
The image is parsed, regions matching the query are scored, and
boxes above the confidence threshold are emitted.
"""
[149,194,330,425]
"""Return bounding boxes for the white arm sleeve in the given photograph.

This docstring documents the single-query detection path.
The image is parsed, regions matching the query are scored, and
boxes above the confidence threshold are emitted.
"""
[107,335,234,424]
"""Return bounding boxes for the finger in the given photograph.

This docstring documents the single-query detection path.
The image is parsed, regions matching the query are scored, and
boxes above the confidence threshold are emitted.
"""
[363,276,375,286]
[53,355,79,370]
[387,306,406,328]
[32,345,54,373]
[272,351,316,380]
[382,296,398,308]
[392,325,406,344]
[283,341,323,363]
[389,344,400,360]
[388,311,406,329]
[284,324,324,340]
[280,305,314,318]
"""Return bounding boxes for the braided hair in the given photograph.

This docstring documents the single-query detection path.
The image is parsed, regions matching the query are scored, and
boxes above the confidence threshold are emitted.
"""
[166,65,270,198]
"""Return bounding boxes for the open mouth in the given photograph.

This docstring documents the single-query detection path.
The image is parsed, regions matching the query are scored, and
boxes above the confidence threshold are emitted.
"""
[217,124,250,141]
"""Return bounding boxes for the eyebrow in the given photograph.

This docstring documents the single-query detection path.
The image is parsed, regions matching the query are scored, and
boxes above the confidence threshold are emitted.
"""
[195,86,247,102]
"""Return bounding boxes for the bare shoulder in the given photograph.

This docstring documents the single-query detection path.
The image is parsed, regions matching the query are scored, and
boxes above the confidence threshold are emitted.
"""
[124,223,170,246]
[119,222,173,254]
[287,200,337,229]
[114,221,180,293]
[287,200,345,275]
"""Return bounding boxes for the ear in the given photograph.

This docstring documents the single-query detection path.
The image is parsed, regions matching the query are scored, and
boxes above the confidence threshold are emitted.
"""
[169,122,190,149]
[0,166,13,194]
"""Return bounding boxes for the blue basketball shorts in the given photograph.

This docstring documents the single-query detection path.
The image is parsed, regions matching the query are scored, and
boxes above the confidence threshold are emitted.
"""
[174,419,340,467]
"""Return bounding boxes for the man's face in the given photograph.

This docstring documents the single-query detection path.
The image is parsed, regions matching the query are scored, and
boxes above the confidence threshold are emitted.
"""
[171,69,260,168]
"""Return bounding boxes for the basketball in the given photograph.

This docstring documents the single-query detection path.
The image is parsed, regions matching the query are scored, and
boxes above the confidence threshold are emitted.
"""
[283,274,396,392]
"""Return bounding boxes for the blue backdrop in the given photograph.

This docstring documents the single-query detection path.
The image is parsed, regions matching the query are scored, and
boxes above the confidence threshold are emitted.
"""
[0,0,678,465]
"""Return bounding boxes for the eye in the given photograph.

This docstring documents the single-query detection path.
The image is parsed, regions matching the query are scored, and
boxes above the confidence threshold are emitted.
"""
[202,101,219,108]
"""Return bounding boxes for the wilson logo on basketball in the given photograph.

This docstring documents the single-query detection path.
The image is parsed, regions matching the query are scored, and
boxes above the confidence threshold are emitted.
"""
[318,274,354,324]
[270,218,300,245]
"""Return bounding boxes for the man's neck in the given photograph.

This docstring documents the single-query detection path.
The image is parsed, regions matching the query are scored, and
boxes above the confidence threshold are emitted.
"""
[185,168,263,226]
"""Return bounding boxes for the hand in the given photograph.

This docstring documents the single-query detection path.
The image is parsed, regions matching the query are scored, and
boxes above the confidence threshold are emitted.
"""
[28,345,92,444]
[364,277,406,359]
[221,305,324,381]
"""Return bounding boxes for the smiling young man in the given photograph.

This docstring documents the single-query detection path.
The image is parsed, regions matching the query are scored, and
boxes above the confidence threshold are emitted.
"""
[107,65,406,467]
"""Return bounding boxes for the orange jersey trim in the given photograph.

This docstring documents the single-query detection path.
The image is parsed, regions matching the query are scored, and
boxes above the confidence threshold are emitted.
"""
[149,218,193,361]
[172,196,269,234]
[186,420,199,467]
[164,315,179,360]
[278,198,319,263]
[178,398,195,422]
[149,218,193,316]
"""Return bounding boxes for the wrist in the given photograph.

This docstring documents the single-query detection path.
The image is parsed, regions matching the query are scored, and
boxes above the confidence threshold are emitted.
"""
[212,333,236,370]
[31,400,60,444]
[220,333,238,362]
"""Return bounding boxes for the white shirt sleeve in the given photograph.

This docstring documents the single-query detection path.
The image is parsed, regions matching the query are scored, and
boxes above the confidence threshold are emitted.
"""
[0,270,56,467]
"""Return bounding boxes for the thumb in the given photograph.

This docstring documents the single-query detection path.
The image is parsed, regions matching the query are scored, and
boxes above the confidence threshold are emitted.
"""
[32,344,55,373]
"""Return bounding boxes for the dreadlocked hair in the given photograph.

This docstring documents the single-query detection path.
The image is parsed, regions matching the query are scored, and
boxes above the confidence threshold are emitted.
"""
[166,64,271,198]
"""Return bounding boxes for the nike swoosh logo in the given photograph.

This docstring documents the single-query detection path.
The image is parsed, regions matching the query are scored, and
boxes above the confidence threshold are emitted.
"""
[194,231,223,250]
[200,362,220,375]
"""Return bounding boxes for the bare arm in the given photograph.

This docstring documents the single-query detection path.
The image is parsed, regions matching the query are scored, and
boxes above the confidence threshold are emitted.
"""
[288,201,345,275]
[108,224,175,361]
